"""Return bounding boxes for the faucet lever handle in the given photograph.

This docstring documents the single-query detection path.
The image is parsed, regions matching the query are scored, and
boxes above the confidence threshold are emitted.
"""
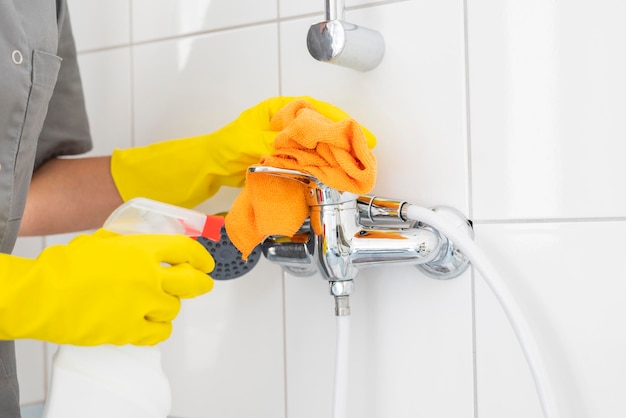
[248,166,323,187]
[247,166,349,205]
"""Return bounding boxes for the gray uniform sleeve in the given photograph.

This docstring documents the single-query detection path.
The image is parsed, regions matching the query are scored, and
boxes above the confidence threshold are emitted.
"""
[35,1,92,169]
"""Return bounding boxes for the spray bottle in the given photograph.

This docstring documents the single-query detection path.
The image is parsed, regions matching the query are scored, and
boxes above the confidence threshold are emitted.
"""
[43,198,260,418]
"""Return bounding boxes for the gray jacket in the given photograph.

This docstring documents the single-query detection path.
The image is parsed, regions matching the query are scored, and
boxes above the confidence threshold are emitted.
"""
[0,1,92,415]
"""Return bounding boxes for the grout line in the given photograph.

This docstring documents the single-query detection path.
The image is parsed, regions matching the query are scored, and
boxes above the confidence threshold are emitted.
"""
[463,1,474,221]
[345,0,411,12]
[76,44,131,56]
[462,1,478,416]
[129,0,136,148]
[473,216,626,225]
[77,19,293,55]
[470,266,479,418]
[276,3,288,415]
[42,343,48,402]
[19,401,44,408]
[276,4,288,414]
[276,5,283,97]
[281,271,289,418]
[278,9,287,416]
[76,1,409,56]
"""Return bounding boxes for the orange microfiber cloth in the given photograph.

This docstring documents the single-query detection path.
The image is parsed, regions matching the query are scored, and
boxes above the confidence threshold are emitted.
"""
[225,99,377,259]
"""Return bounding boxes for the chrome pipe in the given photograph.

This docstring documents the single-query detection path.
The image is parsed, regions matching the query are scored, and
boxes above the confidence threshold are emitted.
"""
[309,200,441,281]
[325,0,344,21]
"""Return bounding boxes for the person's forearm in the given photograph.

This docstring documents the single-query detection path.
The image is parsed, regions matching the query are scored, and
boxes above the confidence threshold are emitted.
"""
[20,156,124,236]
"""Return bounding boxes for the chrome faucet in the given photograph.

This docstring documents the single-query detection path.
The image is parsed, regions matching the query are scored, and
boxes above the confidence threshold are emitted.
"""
[306,0,385,72]
[251,167,473,316]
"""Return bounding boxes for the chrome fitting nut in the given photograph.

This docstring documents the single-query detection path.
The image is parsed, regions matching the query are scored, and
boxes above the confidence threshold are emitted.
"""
[330,280,354,297]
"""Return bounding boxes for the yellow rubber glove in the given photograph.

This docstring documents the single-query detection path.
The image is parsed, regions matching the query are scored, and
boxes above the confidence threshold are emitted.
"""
[110,96,377,208]
[0,230,214,346]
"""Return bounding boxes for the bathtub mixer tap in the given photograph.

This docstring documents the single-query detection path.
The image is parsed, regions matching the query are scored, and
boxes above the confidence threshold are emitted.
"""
[252,167,474,316]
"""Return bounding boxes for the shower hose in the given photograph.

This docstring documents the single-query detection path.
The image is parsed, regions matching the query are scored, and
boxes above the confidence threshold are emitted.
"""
[331,204,558,418]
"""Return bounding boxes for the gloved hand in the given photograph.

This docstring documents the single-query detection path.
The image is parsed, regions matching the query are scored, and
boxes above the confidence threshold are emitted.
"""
[0,230,214,346]
[110,96,377,208]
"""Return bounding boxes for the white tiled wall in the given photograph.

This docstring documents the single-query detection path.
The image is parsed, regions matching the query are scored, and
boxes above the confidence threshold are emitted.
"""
[131,0,277,43]
[468,0,626,220]
[17,0,626,417]
[13,238,46,407]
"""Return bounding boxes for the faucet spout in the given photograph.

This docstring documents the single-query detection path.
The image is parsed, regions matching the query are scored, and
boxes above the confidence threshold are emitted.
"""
[350,227,442,268]
[310,199,442,281]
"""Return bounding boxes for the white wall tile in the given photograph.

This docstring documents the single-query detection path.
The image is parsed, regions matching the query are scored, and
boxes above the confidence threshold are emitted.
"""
[42,233,84,248]
[278,1,321,18]
[66,0,130,52]
[12,237,45,259]
[280,1,469,212]
[161,260,286,417]
[15,340,46,406]
[132,25,280,145]
[132,0,278,43]
[345,0,388,6]
[474,222,626,418]
[468,0,626,220]
[13,238,46,406]
[20,404,44,418]
[44,343,57,399]
[285,268,474,418]
[77,49,133,155]
[279,0,386,18]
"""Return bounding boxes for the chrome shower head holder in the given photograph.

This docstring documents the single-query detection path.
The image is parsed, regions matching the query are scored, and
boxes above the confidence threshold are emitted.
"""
[307,0,385,72]
[251,166,473,316]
